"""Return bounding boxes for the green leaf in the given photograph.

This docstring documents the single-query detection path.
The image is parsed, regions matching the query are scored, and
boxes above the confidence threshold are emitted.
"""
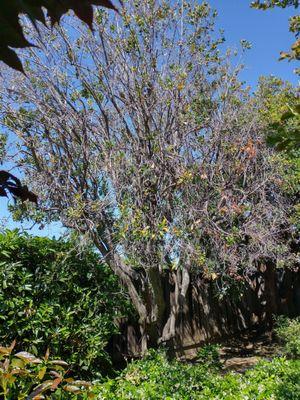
[281,111,295,121]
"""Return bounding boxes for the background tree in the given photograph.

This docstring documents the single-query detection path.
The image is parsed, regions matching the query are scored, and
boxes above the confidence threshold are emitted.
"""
[255,76,299,240]
[251,1,300,150]
[0,0,295,351]
[257,77,300,151]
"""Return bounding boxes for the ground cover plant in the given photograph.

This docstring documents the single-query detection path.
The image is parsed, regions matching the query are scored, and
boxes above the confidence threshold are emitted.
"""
[0,230,132,378]
[92,350,300,399]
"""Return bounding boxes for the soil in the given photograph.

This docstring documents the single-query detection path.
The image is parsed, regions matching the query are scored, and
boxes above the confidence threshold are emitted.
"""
[219,331,281,373]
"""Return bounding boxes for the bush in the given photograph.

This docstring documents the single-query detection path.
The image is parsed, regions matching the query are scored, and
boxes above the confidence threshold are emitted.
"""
[93,350,300,399]
[94,350,211,400]
[0,230,132,378]
[275,316,300,358]
[0,340,93,399]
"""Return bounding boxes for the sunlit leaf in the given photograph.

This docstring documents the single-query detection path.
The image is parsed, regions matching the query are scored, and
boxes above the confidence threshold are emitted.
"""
[28,381,55,398]
[49,359,68,367]
[38,366,47,380]
[0,340,16,356]
[15,351,42,364]
[63,384,82,394]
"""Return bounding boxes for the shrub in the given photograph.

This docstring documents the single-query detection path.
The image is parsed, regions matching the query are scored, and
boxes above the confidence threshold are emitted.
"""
[0,230,132,378]
[93,350,300,399]
[93,350,211,400]
[275,316,300,358]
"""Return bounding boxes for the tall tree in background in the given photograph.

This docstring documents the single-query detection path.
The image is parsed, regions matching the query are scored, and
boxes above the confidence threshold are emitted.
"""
[251,1,300,150]
[0,0,294,351]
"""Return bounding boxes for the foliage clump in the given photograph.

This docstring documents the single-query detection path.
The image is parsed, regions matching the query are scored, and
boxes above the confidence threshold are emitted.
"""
[255,76,300,151]
[196,344,221,370]
[0,230,131,378]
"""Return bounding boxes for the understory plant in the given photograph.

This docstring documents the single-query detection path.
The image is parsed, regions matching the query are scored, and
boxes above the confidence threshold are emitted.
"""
[197,344,221,370]
[275,316,300,358]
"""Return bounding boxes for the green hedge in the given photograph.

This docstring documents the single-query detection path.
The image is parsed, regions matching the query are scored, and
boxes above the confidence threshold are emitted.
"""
[0,230,131,378]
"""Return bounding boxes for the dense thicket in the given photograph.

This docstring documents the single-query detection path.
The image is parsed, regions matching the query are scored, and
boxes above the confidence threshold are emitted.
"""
[0,230,131,377]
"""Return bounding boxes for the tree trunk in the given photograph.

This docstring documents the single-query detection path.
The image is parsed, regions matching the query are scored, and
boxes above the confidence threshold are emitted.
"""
[93,232,191,351]
[108,264,300,359]
[116,264,191,352]
[129,268,189,352]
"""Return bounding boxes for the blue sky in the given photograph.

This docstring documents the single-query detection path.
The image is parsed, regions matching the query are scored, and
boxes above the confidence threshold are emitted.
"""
[0,1,298,237]
[209,0,298,87]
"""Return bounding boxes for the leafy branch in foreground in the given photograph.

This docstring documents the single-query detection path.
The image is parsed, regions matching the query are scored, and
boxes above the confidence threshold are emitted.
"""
[0,0,118,73]
[0,170,37,203]
[0,341,93,399]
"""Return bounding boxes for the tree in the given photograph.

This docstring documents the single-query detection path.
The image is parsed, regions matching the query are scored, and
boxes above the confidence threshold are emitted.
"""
[251,1,300,150]
[255,76,300,151]
[0,0,294,351]
[0,0,117,72]
[0,1,118,203]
